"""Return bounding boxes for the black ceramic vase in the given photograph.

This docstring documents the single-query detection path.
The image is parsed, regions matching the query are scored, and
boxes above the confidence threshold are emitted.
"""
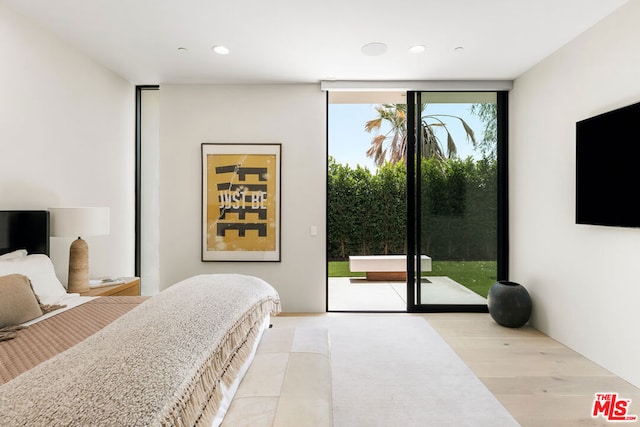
[487,280,532,328]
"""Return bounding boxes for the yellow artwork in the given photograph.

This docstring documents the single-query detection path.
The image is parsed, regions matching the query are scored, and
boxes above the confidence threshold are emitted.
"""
[202,144,280,261]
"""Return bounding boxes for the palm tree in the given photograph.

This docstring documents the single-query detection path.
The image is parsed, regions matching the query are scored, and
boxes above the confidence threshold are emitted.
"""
[365,103,476,166]
[364,104,407,166]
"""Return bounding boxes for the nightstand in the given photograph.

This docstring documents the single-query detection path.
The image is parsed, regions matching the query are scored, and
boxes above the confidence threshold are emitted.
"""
[80,277,141,297]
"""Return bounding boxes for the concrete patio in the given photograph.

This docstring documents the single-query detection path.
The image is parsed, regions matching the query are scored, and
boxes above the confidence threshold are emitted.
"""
[328,276,487,311]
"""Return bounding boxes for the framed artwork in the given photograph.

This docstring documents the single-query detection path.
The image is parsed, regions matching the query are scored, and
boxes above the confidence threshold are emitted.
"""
[201,143,281,261]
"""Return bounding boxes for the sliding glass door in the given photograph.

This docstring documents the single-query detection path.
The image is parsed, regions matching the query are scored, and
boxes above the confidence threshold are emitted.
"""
[407,91,508,312]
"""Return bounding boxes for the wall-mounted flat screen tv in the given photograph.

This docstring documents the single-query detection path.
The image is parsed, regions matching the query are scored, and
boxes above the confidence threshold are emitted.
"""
[576,101,640,228]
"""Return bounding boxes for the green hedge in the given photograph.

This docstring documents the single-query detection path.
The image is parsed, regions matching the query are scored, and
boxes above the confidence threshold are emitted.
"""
[328,156,497,261]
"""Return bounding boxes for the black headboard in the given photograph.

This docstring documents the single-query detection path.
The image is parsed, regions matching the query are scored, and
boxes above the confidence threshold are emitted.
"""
[0,210,50,256]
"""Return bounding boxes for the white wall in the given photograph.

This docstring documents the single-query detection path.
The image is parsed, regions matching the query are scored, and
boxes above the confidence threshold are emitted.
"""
[510,1,640,387]
[0,4,135,283]
[159,85,327,312]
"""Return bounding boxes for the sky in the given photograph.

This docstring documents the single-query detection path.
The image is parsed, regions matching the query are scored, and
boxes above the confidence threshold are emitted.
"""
[328,103,485,171]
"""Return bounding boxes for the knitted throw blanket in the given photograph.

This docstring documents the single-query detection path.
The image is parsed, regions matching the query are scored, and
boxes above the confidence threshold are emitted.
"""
[0,274,281,427]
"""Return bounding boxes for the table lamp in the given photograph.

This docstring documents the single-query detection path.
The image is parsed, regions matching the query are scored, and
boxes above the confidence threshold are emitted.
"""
[49,207,110,293]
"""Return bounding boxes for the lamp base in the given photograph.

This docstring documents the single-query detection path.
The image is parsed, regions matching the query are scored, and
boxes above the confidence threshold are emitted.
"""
[67,237,90,293]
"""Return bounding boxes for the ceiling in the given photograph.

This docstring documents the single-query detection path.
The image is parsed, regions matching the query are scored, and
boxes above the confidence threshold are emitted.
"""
[1,0,629,85]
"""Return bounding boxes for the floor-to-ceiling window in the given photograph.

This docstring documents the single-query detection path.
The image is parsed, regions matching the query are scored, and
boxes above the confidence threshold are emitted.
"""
[327,90,507,312]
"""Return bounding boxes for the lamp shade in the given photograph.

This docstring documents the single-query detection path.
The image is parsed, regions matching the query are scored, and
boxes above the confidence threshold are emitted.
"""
[49,207,110,238]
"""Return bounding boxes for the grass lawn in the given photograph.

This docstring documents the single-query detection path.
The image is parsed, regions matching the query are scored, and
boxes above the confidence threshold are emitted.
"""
[328,260,496,298]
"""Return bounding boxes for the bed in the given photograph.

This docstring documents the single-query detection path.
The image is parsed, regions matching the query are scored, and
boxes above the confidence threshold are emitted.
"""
[0,210,281,426]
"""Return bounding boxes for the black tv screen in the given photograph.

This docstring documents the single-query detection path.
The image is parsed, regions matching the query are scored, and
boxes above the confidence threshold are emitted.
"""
[576,101,640,228]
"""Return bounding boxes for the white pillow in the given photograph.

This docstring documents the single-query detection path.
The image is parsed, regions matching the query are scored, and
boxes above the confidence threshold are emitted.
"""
[0,254,67,305]
[0,249,28,260]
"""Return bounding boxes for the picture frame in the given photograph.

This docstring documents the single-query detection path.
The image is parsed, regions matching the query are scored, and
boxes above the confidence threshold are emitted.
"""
[201,143,281,261]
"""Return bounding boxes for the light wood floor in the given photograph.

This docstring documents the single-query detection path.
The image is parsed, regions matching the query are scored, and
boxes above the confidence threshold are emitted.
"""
[424,312,640,426]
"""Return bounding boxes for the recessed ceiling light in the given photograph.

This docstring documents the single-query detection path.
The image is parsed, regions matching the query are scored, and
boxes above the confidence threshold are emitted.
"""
[361,42,387,56]
[212,45,230,55]
[408,45,425,54]
[177,47,188,52]
[454,46,464,54]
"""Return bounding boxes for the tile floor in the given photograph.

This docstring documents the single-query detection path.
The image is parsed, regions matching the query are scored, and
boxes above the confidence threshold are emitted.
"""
[222,328,332,426]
